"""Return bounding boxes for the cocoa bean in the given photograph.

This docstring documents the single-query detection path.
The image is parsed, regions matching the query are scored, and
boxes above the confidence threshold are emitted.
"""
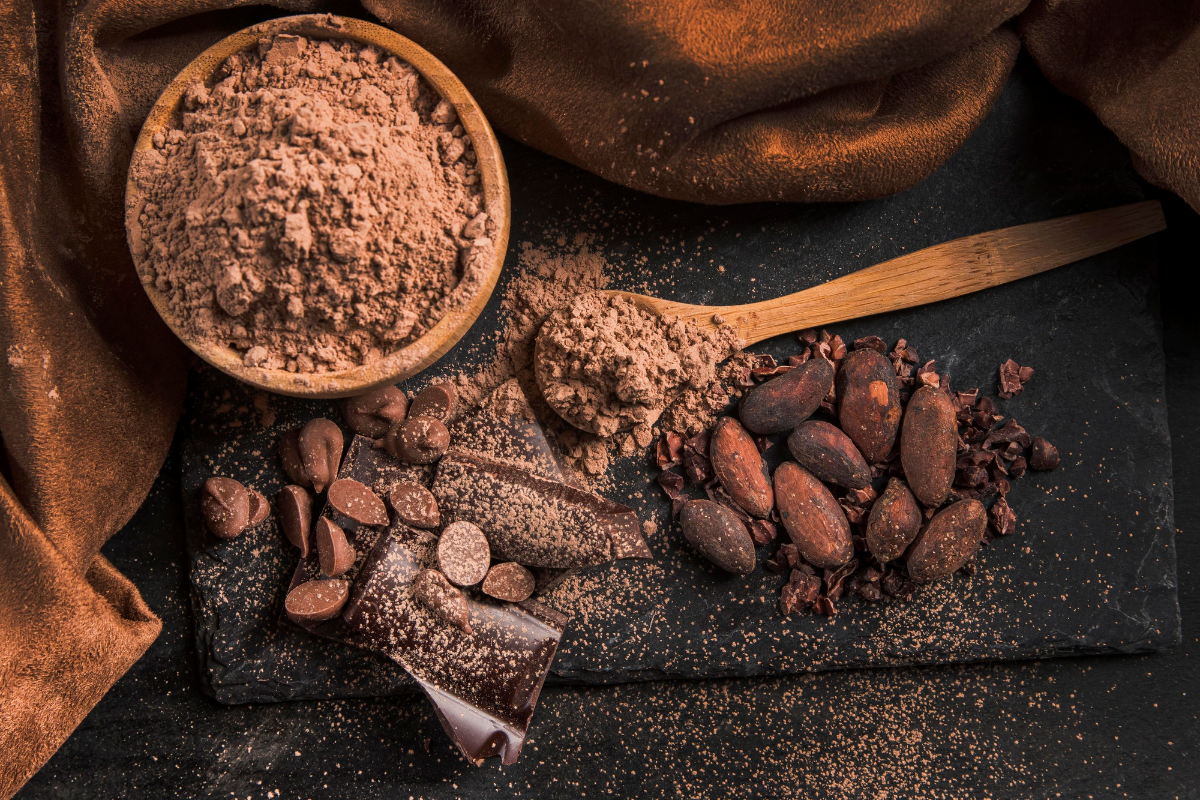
[905,499,986,582]
[900,385,958,507]
[738,358,834,434]
[836,349,901,462]
[865,478,921,562]
[709,417,773,518]
[679,499,756,575]
[786,420,871,489]
[773,462,853,568]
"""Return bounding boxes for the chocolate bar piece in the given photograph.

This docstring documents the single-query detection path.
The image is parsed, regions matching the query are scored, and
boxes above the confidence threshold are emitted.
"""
[448,379,568,481]
[342,528,566,764]
[431,452,652,569]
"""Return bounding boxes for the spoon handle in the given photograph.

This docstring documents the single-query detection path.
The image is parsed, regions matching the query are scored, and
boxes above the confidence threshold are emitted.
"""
[684,201,1165,345]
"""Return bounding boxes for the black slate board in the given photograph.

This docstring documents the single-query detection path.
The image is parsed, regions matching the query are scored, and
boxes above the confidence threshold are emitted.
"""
[183,54,1179,704]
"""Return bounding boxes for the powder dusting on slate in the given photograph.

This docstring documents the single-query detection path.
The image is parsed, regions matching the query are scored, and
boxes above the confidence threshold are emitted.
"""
[129,34,493,372]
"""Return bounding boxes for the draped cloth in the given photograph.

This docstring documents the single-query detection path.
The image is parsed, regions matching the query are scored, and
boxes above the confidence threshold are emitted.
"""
[2,0,1197,794]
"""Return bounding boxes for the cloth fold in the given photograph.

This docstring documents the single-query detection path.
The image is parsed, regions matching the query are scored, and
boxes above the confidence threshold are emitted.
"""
[2,0,1199,796]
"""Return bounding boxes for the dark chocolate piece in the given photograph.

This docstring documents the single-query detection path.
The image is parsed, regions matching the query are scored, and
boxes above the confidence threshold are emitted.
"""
[247,489,270,526]
[277,428,311,487]
[431,452,652,569]
[482,563,536,602]
[408,383,457,421]
[342,386,408,438]
[285,579,350,623]
[447,379,567,481]
[412,568,472,631]
[327,478,389,526]
[276,485,313,557]
[388,481,441,529]
[200,477,249,539]
[385,417,449,464]
[342,528,566,765]
[299,418,343,492]
[437,521,490,587]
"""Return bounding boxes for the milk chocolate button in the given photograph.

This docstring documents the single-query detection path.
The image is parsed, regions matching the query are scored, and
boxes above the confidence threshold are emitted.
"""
[284,578,350,623]
[388,481,440,529]
[342,385,408,438]
[317,517,355,577]
[247,489,270,526]
[412,569,471,632]
[277,485,314,557]
[200,477,250,539]
[437,521,490,586]
[277,428,311,487]
[385,417,450,464]
[327,478,389,526]
[481,562,535,602]
[299,418,343,492]
[409,383,457,421]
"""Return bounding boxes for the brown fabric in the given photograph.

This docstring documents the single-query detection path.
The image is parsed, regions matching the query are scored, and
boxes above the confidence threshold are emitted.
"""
[3,0,1200,795]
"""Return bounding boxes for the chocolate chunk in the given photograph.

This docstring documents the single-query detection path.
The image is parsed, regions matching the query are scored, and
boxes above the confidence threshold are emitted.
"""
[284,579,350,623]
[437,521,491,587]
[1029,437,1060,470]
[388,481,440,529]
[327,478,389,526]
[412,568,472,632]
[342,385,408,438]
[238,488,266,529]
[299,418,343,492]
[409,383,457,421]
[277,428,311,487]
[341,529,566,764]
[447,379,568,481]
[276,485,313,557]
[481,562,536,602]
[200,477,250,539]
[432,452,651,569]
[679,499,756,575]
[317,517,355,577]
[386,417,450,464]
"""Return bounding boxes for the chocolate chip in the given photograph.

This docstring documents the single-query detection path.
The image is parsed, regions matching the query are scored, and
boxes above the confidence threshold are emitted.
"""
[1029,437,1060,470]
[276,485,313,556]
[385,417,450,464]
[298,418,343,492]
[388,481,440,529]
[412,569,471,632]
[284,579,351,623]
[247,489,270,526]
[316,517,355,577]
[277,429,311,487]
[200,477,250,539]
[482,562,536,602]
[342,385,408,438]
[409,383,457,421]
[327,478,389,526]
[437,520,490,587]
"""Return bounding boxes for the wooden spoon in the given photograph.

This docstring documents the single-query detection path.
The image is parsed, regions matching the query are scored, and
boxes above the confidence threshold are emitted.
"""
[538,201,1165,433]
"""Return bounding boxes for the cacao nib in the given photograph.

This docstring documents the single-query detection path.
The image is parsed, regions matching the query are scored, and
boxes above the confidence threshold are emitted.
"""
[657,470,686,500]
[989,495,1017,536]
[749,519,778,546]
[786,353,811,367]
[657,432,684,469]
[852,335,888,353]
[1030,437,1060,470]
[813,595,837,617]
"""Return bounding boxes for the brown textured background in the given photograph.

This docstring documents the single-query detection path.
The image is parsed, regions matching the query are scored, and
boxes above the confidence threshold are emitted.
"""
[1,1,1198,796]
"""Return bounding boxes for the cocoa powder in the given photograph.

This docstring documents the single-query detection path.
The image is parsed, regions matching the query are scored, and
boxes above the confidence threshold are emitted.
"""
[128,34,493,372]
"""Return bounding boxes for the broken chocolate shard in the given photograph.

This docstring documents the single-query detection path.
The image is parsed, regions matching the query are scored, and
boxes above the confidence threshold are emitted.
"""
[447,379,568,482]
[431,452,652,569]
[342,528,566,766]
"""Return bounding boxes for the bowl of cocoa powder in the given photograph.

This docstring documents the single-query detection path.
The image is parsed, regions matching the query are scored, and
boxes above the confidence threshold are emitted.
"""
[125,14,509,397]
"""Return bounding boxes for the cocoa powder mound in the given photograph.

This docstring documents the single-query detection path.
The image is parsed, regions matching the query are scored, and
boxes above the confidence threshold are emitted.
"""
[128,34,493,372]
[535,293,742,438]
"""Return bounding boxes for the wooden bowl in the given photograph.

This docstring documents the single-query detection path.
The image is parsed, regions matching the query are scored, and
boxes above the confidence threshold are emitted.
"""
[124,14,509,398]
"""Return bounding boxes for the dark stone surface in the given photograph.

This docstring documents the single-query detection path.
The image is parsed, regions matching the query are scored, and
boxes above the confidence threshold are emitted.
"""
[18,55,1200,799]
[181,49,1175,704]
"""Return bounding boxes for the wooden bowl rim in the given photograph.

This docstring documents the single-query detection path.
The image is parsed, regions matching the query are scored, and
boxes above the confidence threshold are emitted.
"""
[124,13,510,398]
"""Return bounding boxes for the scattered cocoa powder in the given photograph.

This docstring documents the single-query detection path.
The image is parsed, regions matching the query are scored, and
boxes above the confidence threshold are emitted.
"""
[128,34,493,372]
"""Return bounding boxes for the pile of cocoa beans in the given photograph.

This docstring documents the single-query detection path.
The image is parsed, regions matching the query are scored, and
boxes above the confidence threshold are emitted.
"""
[657,331,1059,618]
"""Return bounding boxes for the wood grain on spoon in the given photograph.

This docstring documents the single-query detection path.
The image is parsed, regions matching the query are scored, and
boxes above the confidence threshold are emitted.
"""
[608,201,1165,345]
